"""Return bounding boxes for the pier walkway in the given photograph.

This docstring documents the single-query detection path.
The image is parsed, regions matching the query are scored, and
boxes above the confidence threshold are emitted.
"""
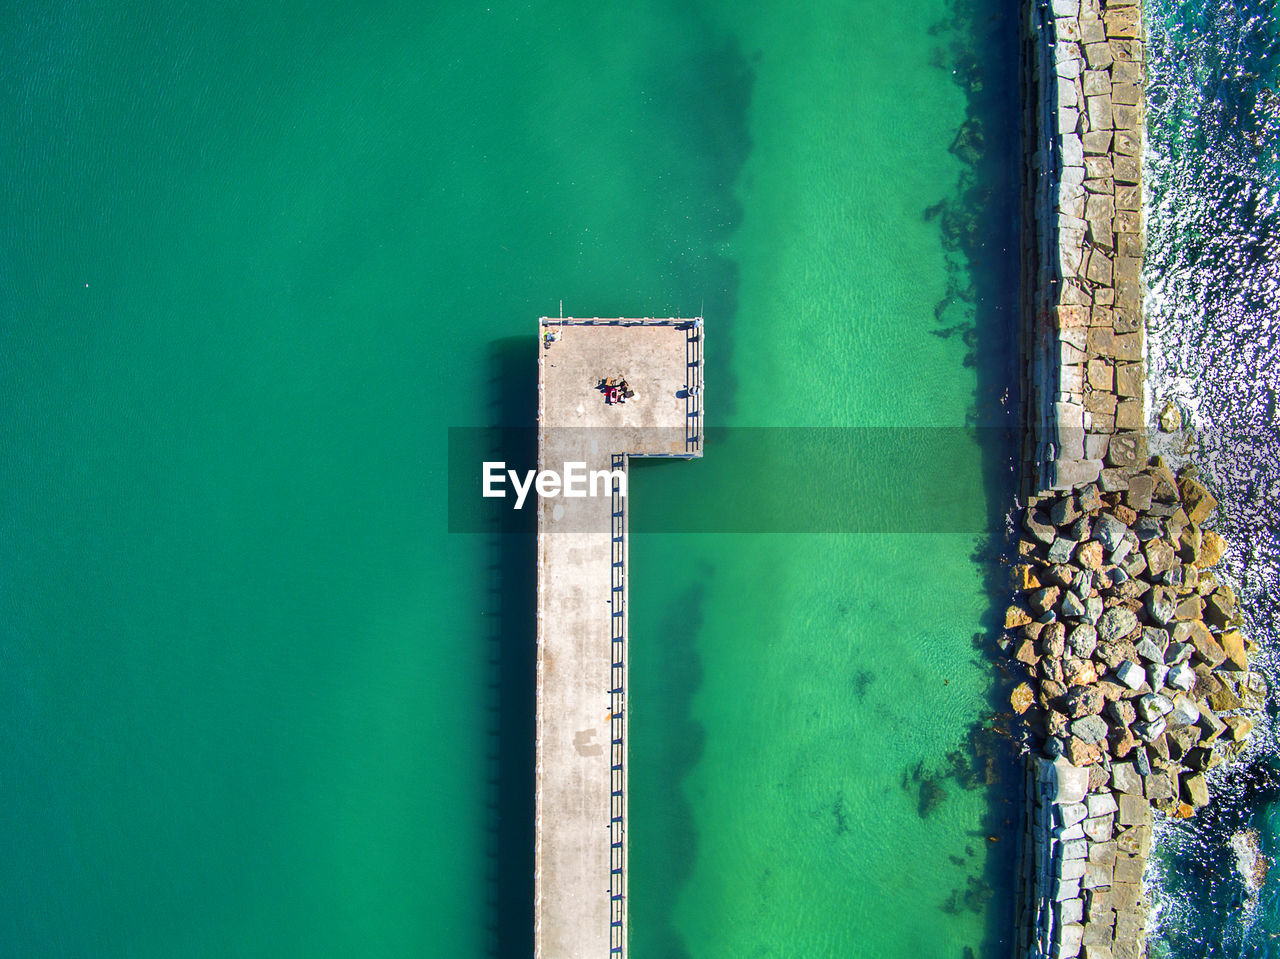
[535,318,703,959]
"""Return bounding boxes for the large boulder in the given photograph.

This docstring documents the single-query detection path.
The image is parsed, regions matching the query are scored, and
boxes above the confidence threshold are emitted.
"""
[1205,589,1239,628]
[1051,757,1092,804]
[1011,682,1035,714]
[1220,630,1249,671]
[1174,620,1227,668]
[1072,714,1110,743]
[1146,586,1176,626]
[1178,476,1218,524]
[1115,660,1146,689]
[1048,536,1079,564]
[1069,623,1099,658]
[1029,585,1062,615]
[1099,607,1139,644]
[1024,508,1057,544]
[1145,538,1178,576]
[1199,529,1227,567]
[1095,512,1129,551]
[1174,594,1205,622]
[1182,772,1211,807]
[1064,684,1107,718]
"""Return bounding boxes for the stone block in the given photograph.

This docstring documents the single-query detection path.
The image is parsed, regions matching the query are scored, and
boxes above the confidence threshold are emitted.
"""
[1082,918,1115,947]
[1061,856,1088,880]
[1063,132,1086,166]
[1082,70,1109,96]
[1060,106,1082,135]
[1114,129,1141,157]
[1109,39,1141,62]
[1111,82,1141,106]
[1057,16,1083,41]
[1114,209,1141,234]
[1053,757,1092,803]
[1112,60,1144,85]
[1085,432,1110,460]
[1063,342,1087,365]
[1115,185,1141,211]
[1081,16,1107,45]
[1058,304,1093,329]
[1114,255,1141,285]
[1118,231,1143,257]
[1091,307,1113,326]
[1099,468,1129,491]
[1114,853,1144,884]
[1085,129,1116,154]
[1083,813,1115,841]
[1086,192,1115,226]
[1113,103,1141,131]
[1057,923,1086,957]
[1063,838,1090,860]
[1058,57,1085,80]
[1113,155,1141,186]
[1111,880,1141,911]
[1052,0,1080,16]
[1060,76,1082,110]
[1092,286,1114,306]
[1112,306,1141,333]
[1086,250,1114,285]
[1086,887,1113,919]
[1088,358,1114,390]
[1085,177,1115,195]
[1088,328,1142,361]
[1063,364,1085,393]
[1118,794,1152,826]
[1085,391,1117,415]
[1084,42,1114,70]
[1113,363,1141,398]
[1085,156,1114,179]
[1116,400,1143,430]
[1055,459,1104,488]
[1104,6,1142,38]
[1062,897,1085,925]
[1087,94,1114,130]
[1062,327,1088,350]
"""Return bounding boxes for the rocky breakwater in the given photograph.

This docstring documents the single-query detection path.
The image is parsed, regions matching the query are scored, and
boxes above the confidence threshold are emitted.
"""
[1003,460,1264,958]
[1021,0,1148,496]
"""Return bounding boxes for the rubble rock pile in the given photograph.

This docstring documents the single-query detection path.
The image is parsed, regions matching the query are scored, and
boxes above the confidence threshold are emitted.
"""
[1002,457,1262,815]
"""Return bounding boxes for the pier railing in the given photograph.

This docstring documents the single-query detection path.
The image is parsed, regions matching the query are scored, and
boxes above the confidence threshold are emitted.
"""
[609,452,627,956]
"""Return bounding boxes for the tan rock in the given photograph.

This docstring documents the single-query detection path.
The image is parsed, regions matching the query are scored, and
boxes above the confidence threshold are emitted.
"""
[1179,476,1219,524]
[1220,630,1248,671]
[1005,605,1033,629]
[1011,682,1035,714]
[1115,400,1143,430]
[1199,530,1227,567]
[1225,715,1254,741]
[1111,364,1141,400]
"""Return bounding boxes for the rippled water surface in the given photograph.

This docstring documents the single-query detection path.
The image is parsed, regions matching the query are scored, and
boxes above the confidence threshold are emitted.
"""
[1145,0,1280,953]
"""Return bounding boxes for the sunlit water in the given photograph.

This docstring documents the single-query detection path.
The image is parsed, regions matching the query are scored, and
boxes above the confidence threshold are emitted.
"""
[1144,1,1280,954]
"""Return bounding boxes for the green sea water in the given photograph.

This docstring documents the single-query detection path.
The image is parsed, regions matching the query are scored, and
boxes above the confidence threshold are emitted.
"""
[1,1,1019,957]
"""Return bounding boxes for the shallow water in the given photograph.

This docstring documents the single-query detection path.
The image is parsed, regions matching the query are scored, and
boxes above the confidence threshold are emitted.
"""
[1144,0,1280,953]
[1,0,1021,956]
[627,0,1024,956]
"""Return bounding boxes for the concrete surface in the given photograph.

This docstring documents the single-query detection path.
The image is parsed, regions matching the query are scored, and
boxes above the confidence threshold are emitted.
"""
[534,319,702,959]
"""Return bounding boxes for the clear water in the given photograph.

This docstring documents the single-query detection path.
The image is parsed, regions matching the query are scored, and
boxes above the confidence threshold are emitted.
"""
[1144,0,1280,953]
[0,0,1021,956]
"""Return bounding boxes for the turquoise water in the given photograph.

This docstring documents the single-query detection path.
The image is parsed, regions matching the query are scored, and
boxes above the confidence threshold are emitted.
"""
[1,1,1019,956]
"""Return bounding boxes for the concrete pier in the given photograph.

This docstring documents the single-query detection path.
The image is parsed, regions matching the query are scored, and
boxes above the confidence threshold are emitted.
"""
[534,318,703,959]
